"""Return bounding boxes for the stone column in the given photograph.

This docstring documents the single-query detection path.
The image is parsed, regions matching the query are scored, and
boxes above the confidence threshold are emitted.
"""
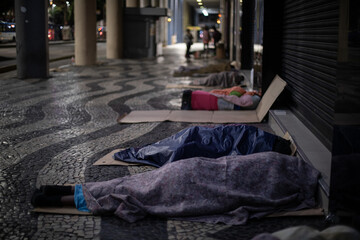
[151,0,159,7]
[235,0,241,66]
[229,0,234,61]
[241,0,255,70]
[74,0,97,65]
[15,0,49,79]
[140,0,150,8]
[219,0,225,42]
[106,0,124,59]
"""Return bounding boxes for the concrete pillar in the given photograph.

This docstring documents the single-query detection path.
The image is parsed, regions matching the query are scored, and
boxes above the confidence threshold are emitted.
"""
[223,0,230,57]
[229,0,234,61]
[15,0,49,79]
[140,0,150,8]
[74,0,97,65]
[126,0,139,7]
[151,0,159,7]
[241,0,255,70]
[235,0,241,67]
[160,0,168,46]
[106,0,124,59]
[220,0,225,42]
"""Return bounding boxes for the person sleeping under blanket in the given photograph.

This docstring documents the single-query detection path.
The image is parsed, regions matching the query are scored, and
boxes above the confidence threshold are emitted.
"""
[173,62,232,77]
[31,152,320,225]
[192,71,246,88]
[181,86,261,110]
[112,124,292,168]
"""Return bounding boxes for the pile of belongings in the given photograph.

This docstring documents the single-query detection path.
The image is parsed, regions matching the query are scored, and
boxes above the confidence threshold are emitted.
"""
[181,86,261,111]
[192,71,245,87]
[173,62,232,77]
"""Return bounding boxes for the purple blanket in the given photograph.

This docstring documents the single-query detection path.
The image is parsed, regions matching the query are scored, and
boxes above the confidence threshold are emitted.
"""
[83,152,319,225]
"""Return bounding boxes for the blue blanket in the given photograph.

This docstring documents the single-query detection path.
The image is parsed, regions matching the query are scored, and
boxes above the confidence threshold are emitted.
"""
[114,125,278,167]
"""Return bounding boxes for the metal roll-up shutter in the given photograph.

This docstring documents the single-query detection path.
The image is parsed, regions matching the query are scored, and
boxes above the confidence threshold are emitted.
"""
[281,0,338,149]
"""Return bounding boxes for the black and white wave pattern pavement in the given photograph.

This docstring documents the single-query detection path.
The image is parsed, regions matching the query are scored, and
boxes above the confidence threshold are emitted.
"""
[0,51,325,239]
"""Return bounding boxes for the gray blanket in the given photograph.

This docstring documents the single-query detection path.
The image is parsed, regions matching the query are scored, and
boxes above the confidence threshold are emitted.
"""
[83,152,319,225]
[194,71,244,87]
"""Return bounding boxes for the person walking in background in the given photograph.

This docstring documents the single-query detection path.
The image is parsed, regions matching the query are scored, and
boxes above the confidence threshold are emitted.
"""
[211,26,222,52]
[202,26,211,55]
[184,29,194,59]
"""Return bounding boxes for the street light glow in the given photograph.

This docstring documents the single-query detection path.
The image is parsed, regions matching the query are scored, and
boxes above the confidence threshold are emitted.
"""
[202,9,208,16]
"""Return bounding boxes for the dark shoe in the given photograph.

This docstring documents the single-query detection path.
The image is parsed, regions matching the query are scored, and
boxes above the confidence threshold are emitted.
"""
[40,185,72,196]
[31,190,63,207]
[31,189,43,207]
[181,90,192,110]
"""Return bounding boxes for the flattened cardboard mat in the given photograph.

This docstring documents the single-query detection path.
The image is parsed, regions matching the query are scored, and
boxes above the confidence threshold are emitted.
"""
[267,208,324,217]
[118,75,287,124]
[33,206,323,217]
[33,206,92,215]
[283,131,297,156]
[93,149,141,166]
[31,184,92,215]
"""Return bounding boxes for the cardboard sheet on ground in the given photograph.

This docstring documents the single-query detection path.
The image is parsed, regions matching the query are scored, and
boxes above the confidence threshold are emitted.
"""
[32,206,323,217]
[267,208,324,217]
[118,75,286,123]
[32,184,92,215]
[93,149,141,166]
[283,131,297,156]
[33,206,92,215]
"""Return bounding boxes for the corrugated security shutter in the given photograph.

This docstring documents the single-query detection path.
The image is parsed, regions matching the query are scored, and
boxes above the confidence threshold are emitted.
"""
[281,0,338,148]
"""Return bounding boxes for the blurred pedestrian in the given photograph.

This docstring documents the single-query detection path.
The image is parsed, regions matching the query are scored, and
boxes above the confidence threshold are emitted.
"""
[184,29,194,59]
[211,26,222,51]
[202,26,210,54]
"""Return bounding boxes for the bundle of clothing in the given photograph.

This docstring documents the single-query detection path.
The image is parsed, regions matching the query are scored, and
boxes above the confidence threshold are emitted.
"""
[193,71,245,88]
[181,86,261,111]
[113,125,291,167]
[173,62,232,77]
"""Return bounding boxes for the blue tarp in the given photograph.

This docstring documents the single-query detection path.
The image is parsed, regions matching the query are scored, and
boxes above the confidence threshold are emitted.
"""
[114,125,278,167]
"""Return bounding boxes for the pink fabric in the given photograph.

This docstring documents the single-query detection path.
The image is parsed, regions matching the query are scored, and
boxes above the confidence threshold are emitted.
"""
[237,94,254,106]
[191,90,218,110]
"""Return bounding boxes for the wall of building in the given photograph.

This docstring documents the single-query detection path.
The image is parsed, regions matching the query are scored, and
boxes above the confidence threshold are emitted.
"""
[264,0,360,217]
